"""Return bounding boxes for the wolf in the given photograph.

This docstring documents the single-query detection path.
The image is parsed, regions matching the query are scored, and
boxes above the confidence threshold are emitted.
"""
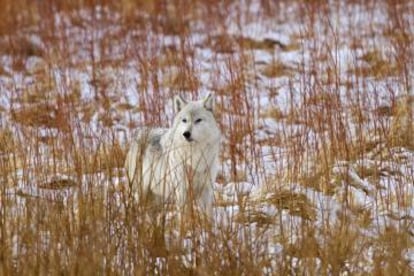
[125,93,221,218]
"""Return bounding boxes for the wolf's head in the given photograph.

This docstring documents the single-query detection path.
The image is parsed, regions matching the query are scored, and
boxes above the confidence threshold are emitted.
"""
[171,93,221,147]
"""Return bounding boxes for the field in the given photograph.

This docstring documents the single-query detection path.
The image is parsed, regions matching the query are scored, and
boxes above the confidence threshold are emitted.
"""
[0,0,413,274]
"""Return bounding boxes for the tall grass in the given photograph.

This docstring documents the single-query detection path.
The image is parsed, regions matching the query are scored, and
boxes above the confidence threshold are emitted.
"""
[0,0,413,274]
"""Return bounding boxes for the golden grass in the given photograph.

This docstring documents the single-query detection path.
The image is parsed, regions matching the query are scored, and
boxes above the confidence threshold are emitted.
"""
[0,0,413,274]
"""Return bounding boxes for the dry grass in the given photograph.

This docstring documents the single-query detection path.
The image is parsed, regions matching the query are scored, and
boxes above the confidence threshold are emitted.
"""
[0,0,413,274]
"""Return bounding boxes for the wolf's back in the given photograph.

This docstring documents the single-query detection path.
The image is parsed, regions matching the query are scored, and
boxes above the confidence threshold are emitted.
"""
[125,128,168,188]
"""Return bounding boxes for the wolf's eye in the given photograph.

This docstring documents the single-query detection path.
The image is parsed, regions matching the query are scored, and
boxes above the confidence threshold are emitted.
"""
[195,118,202,124]
[182,118,187,123]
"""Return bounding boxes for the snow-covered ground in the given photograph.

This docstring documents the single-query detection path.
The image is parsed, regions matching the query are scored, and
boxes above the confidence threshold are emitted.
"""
[1,1,413,273]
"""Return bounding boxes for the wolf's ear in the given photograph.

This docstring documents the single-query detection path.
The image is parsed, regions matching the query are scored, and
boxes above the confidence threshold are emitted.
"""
[174,95,188,113]
[203,93,215,112]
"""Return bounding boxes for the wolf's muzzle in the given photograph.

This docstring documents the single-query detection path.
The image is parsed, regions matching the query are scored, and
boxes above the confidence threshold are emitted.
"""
[183,131,193,141]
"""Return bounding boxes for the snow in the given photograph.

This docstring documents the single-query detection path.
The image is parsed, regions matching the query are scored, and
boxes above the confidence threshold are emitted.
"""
[1,0,413,273]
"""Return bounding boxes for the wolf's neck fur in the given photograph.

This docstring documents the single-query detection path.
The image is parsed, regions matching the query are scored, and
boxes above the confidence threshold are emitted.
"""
[161,130,219,172]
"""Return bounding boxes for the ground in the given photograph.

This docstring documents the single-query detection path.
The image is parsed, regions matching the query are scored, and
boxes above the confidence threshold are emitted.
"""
[0,0,413,274]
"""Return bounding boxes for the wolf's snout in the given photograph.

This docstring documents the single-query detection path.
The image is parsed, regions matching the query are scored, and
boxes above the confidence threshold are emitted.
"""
[183,131,192,141]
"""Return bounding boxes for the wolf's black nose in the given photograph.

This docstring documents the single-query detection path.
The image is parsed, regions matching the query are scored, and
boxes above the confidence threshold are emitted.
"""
[183,131,191,140]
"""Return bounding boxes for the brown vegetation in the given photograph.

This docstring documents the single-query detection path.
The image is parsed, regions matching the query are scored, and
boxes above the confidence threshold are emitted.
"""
[0,0,413,274]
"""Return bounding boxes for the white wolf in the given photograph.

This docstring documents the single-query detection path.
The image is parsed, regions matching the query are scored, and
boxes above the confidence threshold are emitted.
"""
[125,93,221,217]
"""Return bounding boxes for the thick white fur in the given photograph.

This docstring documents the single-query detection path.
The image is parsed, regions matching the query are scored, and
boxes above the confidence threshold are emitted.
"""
[125,94,221,216]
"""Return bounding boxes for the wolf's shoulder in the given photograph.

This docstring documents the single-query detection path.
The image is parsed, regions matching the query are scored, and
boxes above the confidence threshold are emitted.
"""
[132,127,168,152]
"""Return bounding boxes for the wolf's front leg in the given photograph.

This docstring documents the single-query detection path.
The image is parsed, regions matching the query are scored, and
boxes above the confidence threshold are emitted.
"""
[199,184,214,221]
